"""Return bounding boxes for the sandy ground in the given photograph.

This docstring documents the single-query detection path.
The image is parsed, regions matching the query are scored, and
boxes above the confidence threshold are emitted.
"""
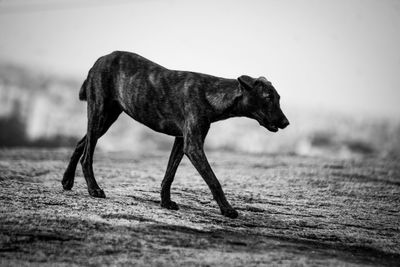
[0,148,399,266]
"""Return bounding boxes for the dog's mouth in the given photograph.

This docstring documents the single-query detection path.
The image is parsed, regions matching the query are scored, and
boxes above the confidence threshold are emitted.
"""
[253,112,279,133]
[265,124,279,132]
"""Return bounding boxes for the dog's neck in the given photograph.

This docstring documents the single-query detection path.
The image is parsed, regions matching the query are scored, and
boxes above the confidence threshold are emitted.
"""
[208,79,249,123]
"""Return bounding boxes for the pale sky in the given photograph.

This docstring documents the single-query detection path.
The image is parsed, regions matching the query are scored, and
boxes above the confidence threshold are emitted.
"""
[1,0,400,118]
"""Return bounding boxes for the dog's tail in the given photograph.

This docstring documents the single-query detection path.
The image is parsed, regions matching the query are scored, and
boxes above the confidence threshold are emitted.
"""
[78,79,88,101]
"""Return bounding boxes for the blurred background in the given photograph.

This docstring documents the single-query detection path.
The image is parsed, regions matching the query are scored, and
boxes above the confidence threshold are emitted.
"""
[1,0,399,158]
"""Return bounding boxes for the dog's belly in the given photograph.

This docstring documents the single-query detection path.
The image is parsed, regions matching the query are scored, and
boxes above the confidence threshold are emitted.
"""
[144,118,183,136]
[153,119,183,136]
[124,110,183,137]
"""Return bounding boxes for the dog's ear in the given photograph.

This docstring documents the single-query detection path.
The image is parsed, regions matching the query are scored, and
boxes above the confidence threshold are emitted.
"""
[238,75,255,91]
[256,76,271,85]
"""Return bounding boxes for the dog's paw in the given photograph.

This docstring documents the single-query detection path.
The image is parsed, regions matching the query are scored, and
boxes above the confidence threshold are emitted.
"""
[61,176,74,190]
[161,200,179,210]
[88,188,106,198]
[221,208,239,219]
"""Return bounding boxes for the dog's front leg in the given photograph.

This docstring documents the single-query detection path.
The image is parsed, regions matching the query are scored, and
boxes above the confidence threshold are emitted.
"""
[183,124,238,218]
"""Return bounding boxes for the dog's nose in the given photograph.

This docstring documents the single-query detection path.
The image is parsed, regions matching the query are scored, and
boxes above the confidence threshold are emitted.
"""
[280,118,290,129]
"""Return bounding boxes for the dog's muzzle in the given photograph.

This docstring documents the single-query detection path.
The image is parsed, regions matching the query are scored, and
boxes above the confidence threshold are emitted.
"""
[278,117,290,129]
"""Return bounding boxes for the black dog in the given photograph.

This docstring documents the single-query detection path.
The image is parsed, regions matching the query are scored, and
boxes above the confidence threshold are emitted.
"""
[62,51,289,218]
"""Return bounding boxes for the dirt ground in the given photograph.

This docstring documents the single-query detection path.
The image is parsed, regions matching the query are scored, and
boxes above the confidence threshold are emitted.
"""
[0,148,399,266]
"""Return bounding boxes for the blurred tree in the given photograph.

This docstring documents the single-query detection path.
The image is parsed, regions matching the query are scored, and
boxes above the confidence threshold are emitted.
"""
[0,101,28,147]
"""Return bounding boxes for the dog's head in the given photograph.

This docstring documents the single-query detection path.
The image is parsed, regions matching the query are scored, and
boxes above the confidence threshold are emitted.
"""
[238,75,289,132]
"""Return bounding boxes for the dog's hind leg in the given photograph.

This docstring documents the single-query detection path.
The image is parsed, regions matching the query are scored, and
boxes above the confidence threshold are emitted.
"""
[62,135,87,190]
[79,100,121,198]
[62,103,121,193]
[161,137,184,210]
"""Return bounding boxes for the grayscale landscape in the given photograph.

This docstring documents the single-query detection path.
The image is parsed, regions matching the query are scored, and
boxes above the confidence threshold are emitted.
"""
[1,1,400,265]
